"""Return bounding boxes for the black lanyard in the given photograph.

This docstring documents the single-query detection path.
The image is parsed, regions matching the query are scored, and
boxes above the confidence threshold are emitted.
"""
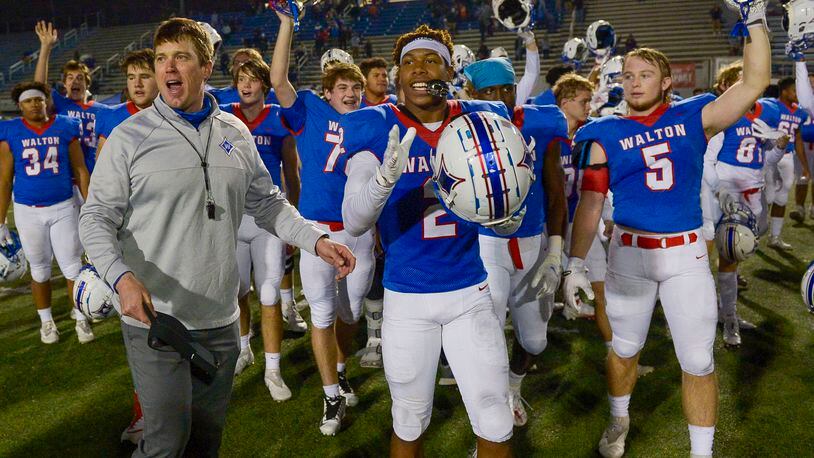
[157,105,217,220]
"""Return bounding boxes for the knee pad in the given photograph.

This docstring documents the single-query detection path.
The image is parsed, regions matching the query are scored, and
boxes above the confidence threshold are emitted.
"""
[471,396,514,443]
[518,333,548,356]
[256,279,282,306]
[677,347,715,376]
[611,334,645,359]
[336,300,363,325]
[391,399,431,442]
[61,261,81,282]
[30,265,52,283]
[310,305,336,329]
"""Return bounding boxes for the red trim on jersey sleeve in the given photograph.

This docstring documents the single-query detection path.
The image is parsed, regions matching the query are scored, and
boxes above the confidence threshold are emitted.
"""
[233,104,271,131]
[22,118,56,136]
[781,99,799,114]
[745,101,763,122]
[390,100,462,148]
[623,103,670,127]
[125,101,140,115]
[581,166,609,195]
[512,106,525,129]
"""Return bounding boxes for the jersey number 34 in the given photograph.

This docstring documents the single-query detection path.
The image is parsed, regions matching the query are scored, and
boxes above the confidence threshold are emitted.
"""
[22,146,59,176]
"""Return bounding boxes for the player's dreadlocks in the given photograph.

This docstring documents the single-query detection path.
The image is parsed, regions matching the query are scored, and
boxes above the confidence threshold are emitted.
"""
[392,25,454,66]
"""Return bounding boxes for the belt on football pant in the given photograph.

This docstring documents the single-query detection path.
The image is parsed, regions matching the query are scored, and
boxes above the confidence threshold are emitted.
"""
[619,231,698,249]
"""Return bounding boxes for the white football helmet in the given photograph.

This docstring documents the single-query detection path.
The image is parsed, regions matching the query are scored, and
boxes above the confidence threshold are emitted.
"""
[197,22,223,57]
[783,0,814,50]
[600,55,624,88]
[490,47,509,59]
[431,112,534,226]
[715,204,759,263]
[586,20,617,53]
[320,48,354,73]
[801,260,814,313]
[73,264,116,321]
[493,0,533,30]
[562,37,588,66]
[0,231,27,283]
[452,45,476,74]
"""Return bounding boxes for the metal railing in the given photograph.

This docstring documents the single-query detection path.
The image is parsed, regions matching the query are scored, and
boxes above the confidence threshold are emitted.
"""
[105,53,120,75]
[3,22,92,86]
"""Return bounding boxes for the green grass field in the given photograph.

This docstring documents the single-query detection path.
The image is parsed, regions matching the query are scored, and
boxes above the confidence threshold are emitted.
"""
[1,215,813,457]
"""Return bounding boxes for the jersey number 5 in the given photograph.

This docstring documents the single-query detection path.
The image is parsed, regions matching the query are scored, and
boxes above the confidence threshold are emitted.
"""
[22,147,59,176]
[641,142,674,191]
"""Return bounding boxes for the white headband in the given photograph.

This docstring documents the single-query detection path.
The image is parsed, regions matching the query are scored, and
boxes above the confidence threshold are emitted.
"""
[19,89,47,102]
[400,38,451,65]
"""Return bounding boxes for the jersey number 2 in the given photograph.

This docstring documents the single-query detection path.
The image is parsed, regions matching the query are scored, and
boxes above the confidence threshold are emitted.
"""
[641,142,674,191]
[22,147,59,176]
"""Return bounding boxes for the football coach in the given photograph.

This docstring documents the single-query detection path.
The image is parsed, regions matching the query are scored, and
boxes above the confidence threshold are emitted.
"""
[79,18,355,456]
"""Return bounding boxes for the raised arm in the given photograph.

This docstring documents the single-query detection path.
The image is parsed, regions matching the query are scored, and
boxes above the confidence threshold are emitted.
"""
[270,12,298,108]
[702,14,770,138]
[515,31,540,106]
[796,61,814,117]
[34,21,58,85]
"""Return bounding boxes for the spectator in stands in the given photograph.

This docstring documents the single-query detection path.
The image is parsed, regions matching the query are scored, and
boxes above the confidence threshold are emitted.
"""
[220,50,230,76]
[221,22,232,41]
[573,0,585,23]
[364,37,374,58]
[710,5,723,36]
[351,33,361,59]
[624,33,638,54]
[477,41,489,60]
[541,34,551,59]
[478,3,491,41]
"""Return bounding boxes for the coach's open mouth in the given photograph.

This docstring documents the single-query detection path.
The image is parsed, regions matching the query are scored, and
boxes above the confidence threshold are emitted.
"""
[166,79,183,96]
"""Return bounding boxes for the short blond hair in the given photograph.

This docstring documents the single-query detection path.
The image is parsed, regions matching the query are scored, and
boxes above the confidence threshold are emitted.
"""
[715,60,743,94]
[624,47,673,103]
[554,73,595,105]
[154,18,213,65]
[322,62,366,91]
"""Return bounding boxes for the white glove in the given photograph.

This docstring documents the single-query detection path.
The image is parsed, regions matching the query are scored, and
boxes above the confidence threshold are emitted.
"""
[531,235,563,298]
[718,190,740,215]
[376,125,416,187]
[486,207,526,236]
[562,257,594,319]
[729,0,767,28]
[518,30,535,46]
[751,118,785,141]
[0,224,12,246]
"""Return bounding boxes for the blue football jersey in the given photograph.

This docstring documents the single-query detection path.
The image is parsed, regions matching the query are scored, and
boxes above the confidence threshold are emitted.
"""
[531,89,556,106]
[558,137,581,223]
[716,99,781,170]
[95,100,140,141]
[574,94,715,233]
[209,86,279,105]
[774,98,809,154]
[51,89,111,174]
[360,94,398,108]
[339,100,509,293]
[479,104,568,238]
[802,115,814,143]
[281,90,349,222]
[2,115,80,206]
[220,103,289,186]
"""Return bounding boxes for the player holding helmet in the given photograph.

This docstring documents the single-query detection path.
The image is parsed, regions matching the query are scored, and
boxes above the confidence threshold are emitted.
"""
[339,25,515,456]
[565,3,770,456]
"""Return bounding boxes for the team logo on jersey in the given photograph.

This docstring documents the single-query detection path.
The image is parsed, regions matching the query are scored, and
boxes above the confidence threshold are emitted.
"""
[220,138,235,156]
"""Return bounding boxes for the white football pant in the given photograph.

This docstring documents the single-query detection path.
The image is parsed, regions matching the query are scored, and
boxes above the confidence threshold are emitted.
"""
[382,283,513,443]
[299,222,375,328]
[765,153,795,206]
[13,198,82,282]
[606,227,717,377]
[236,215,286,305]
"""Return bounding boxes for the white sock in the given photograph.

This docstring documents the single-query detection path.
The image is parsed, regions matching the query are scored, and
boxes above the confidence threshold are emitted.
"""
[281,288,294,303]
[74,310,88,322]
[323,383,340,398]
[37,307,53,323]
[771,217,784,238]
[508,371,525,390]
[688,424,715,456]
[240,334,250,350]
[608,394,631,418]
[718,271,738,319]
[337,362,346,373]
[265,352,281,370]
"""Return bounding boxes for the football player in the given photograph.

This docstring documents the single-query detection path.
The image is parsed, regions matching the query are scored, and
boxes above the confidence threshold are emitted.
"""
[33,21,111,175]
[702,61,786,347]
[208,48,279,105]
[463,57,568,428]
[765,76,810,248]
[339,25,514,456]
[220,58,305,400]
[0,82,91,344]
[95,49,159,157]
[271,11,375,435]
[565,6,769,456]
[359,57,398,107]
[791,57,814,220]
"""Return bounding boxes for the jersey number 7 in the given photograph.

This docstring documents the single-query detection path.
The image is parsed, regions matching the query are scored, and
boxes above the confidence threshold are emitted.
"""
[641,142,674,191]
